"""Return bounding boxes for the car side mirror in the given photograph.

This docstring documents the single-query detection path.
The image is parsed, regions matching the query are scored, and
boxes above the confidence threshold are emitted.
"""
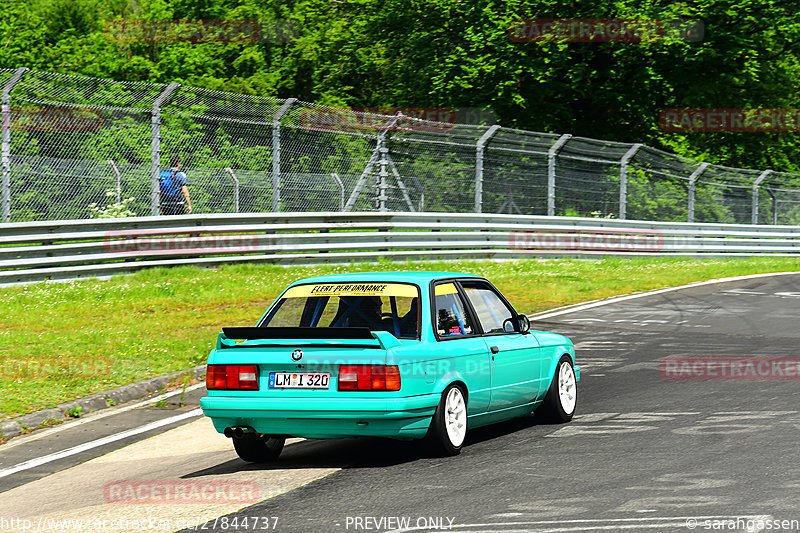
[517,314,530,334]
[503,315,531,333]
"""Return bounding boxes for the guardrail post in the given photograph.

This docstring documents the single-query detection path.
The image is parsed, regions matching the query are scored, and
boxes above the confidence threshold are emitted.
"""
[547,134,571,216]
[224,167,240,213]
[271,98,296,213]
[331,173,344,210]
[752,169,772,224]
[108,159,122,204]
[150,83,180,216]
[474,125,501,213]
[687,162,709,222]
[1,67,28,223]
[618,143,642,220]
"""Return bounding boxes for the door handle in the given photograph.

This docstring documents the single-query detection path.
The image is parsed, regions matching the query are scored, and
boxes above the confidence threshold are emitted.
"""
[490,346,499,354]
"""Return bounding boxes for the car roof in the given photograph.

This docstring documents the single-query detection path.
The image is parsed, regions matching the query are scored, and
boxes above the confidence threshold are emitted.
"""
[287,271,482,286]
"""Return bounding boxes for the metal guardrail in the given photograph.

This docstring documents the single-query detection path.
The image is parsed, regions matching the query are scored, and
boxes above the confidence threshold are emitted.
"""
[2,212,800,284]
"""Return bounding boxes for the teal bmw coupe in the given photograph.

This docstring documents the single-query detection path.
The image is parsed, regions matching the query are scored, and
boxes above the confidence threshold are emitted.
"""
[200,271,579,460]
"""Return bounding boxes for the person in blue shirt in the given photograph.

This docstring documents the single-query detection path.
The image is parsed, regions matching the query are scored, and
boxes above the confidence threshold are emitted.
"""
[159,156,192,215]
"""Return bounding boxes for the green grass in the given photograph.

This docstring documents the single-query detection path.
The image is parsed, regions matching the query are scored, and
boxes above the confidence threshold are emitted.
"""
[1,257,799,418]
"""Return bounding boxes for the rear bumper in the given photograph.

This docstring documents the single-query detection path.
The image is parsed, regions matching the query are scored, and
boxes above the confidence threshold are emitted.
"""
[200,394,440,440]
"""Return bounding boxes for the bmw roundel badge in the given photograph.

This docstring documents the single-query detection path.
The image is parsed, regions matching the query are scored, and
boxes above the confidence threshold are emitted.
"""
[291,349,304,361]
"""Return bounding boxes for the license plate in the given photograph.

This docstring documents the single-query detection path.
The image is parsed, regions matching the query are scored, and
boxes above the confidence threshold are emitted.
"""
[268,372,330,389]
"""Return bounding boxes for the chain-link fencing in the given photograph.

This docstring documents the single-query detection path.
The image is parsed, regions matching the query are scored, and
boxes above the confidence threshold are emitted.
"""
[3,67,800,224]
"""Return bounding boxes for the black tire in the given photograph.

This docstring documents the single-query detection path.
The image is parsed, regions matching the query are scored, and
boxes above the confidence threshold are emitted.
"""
[425,383,468,456]
[536,355,577,423]
[232,435,285,463]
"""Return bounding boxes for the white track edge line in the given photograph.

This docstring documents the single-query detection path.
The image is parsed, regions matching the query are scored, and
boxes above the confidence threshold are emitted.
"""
[0,408,202,479]
[529,271,800,321]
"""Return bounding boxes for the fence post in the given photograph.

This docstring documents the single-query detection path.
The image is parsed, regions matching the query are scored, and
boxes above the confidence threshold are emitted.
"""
[271,98,296,213]
[752,169,772,224]
[618,143,642,220]
[764,188,778,224]
[331,173,344,210]
[224,167,240,213]
[150,83,180,216]
[377,111,406,212]
[108,159,121,204]
[1,67,29,223]
[687,162,709,222]
[377,134,389,212]
[345,112,402,211]
[474,125,501,213]
[547,134,571,217]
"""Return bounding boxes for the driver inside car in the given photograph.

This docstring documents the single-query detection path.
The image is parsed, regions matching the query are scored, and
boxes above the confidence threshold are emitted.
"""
[330,296,384,329]
[349,296,383,328]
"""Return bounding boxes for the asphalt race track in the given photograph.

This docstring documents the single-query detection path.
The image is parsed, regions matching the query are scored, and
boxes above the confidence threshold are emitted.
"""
[2,272,800,533]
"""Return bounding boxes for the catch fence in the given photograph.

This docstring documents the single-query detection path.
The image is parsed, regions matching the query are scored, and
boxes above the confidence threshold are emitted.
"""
[2,67,800,224]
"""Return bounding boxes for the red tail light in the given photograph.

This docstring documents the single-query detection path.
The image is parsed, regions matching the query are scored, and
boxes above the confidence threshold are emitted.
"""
[338,365,401,391]
[207,364,259,390]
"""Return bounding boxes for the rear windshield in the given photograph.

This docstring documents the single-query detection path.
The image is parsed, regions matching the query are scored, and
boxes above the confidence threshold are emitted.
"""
[259,282,421,339]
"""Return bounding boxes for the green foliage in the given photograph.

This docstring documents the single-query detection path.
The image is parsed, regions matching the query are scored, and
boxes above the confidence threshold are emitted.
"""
[88,189,138,218]
[2,0,800,173]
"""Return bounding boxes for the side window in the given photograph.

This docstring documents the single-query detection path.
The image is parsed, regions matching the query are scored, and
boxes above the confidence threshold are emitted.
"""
[461,282,516,334]
[433,283,475,337]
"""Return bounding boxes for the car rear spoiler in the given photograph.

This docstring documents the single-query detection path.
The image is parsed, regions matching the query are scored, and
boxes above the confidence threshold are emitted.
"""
[217,327,402,350]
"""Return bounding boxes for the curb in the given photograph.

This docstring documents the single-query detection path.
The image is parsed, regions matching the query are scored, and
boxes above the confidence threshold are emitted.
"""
[0,365,206,440]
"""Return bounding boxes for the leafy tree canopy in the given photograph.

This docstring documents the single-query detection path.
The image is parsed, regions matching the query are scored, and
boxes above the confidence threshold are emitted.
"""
[2,0,800,171]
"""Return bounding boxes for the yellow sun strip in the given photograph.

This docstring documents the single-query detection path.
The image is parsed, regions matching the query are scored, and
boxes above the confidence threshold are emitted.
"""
[434,283,458,296]
[283,283,419,298]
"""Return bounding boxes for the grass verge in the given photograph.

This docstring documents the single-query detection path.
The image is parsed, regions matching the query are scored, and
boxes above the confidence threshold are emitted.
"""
[2,257,799,417]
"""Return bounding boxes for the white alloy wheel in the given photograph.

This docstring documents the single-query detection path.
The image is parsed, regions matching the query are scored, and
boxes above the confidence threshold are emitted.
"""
[558,361,577,415]
[444,386,467,447]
